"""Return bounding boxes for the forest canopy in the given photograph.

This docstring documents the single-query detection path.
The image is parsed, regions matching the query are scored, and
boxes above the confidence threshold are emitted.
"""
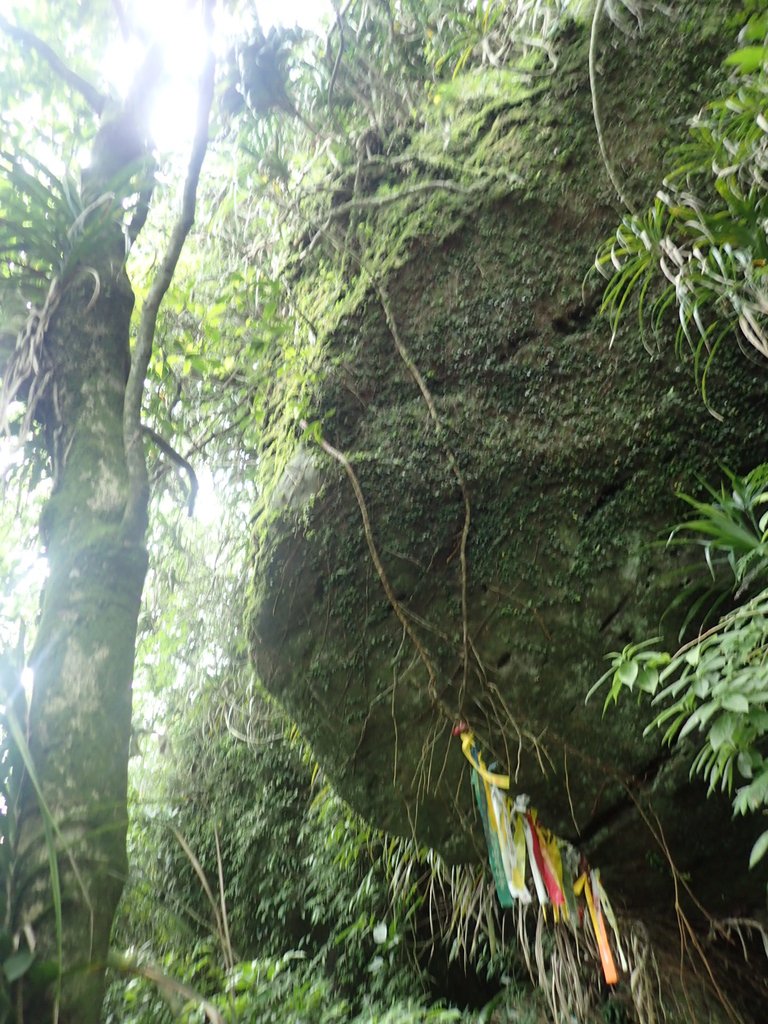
[1,2,768,1024]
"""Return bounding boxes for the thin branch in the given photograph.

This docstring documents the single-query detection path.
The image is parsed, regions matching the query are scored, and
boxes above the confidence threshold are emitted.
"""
[128,163,157,244]
[327,6,345,110]
[589,0,634,213]
[85,42,164,196]
[327,0,356,110]
[170,825,227,947]
[376,282,473,709]
[626,793,746,1024]
[0,13,109,115]
[214,825,235,970]
[111,0,131,41]
[182,407,251,463]
[293,196,474,716]
[142,424,199,515]
[121,3,216,541]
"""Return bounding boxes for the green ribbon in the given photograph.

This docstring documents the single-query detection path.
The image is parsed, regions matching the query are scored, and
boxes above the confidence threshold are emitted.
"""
[470,759,513,908]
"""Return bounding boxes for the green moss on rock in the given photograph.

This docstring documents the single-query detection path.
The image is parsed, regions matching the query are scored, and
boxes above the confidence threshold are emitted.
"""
[249,0,767,927]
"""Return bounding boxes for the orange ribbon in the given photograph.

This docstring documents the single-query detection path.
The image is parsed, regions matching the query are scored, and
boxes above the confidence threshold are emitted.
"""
[575,871,618,985]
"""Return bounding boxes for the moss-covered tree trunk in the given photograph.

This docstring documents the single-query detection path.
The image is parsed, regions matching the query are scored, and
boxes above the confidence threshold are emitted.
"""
[14,265,148,1022]
[12,153,150,1024]
[6,23,213,1007]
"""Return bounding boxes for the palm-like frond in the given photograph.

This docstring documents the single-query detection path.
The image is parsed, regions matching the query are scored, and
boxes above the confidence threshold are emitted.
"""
[595,45,768,406]
[0,143,151,312]
[0,146,151,435]
[669,465,768,591]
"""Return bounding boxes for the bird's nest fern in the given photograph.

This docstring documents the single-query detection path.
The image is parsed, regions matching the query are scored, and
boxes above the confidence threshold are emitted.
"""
[0,148,145,436]
[594,16,768,417]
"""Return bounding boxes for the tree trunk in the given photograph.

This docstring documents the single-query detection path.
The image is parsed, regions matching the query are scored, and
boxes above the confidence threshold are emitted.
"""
[13,248,148,1022]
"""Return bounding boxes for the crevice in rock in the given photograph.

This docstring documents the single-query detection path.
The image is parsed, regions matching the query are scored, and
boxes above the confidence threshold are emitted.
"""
[574,751,671,848]
[599,593,630,633]
[551,289,600,334]
[584,476,632,522]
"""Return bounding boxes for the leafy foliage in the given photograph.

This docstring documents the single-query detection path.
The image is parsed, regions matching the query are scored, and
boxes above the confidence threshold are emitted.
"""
[595,12,768,411]
[112,3,768,1021]
[0,151,145,318]
[426,0,575,75]
[181,0,594,537]
[588,464,768,866]
[590,16,768,870]
[106,945,475,1024]
[109,461,527,1017]
[2,0,765,1021]
[0,653,27,1023]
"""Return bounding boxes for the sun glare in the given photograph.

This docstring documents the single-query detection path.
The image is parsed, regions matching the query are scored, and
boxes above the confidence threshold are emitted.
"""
[194,465,222,527]
[101,0,332,154]
[20,666,33,704]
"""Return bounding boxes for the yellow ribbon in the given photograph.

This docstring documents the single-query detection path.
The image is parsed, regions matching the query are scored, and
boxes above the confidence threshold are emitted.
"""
[593,870,627,972]
[460,731,510,789]
[512,813,528,897]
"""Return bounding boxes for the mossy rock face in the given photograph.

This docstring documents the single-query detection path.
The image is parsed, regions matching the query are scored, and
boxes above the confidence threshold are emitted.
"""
[250,0,768,924]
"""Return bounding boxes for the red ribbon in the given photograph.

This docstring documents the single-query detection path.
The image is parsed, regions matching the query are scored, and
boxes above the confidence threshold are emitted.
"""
[526,812,564,906]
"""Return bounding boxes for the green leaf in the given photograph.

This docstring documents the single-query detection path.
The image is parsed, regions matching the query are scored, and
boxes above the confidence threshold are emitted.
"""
[3,949,34,983]
[691,676,710,698]
[720,693,750,713]
[748,828,768,868]
[617,660,638,688]
[724,46,768,73]
[679,708,704,740]
[742,14,768,42]
[685,648,701,668]
[709,714,736,749]
[737,751,754,779]
[635,667,659,694]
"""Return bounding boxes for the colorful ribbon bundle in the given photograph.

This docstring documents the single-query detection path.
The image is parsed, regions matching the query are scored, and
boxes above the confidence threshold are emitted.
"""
[456,724,624,986]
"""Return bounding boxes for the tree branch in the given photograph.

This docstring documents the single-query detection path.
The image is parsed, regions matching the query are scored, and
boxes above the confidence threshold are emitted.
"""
[327,0,356,111]
[121,2,216,541]
[589,0,634,213]
[127,164,157,244]
[375,282,473,707]
[111,0,131,41]
[0,13,109,115]
[142,424,199,515]
[85,42,164,196]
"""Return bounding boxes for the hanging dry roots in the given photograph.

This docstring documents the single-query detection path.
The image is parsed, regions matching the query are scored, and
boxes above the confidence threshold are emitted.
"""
[0,278,62,436]
[628,922,664,1024]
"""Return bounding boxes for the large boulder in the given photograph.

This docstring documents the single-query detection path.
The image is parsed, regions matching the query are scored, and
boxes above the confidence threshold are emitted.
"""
[250,0,767,938]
